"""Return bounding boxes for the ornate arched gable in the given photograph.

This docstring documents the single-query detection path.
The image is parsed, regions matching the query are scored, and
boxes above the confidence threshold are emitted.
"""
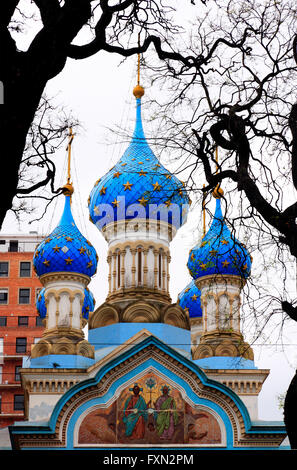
[10,334,286,450]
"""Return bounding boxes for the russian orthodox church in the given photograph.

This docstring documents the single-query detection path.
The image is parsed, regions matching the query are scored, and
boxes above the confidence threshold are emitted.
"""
[8,80,287,451]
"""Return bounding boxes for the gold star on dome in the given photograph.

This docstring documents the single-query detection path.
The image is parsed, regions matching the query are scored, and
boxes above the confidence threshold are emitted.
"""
[121,162,127,166]
[139,170,147,176]
[94,178,101,186]
[165,200,172,207]
[131,158,135,161]
[43,259,50,267]
[191,294,198,301]
[243,263,248,270]
[222,260,230,268]
[65,237,73,242]
[138,161,143,164]
[53,245,60,253]
[65,257,73,265]
[35,250,39,258]
[79,247,86,254]
[201,241,208,247]
[185,288,190,293]
[112,198,120,207]
[113,171,122,178]
[200,263,207,270]
[165,174,172,180]
[152,182,162,191]
[87,261,93,269]
[94,205,100,215]
[100,186,107,195]
[209,249,218,257]
[221,239,229,245]
[138,196,148,206]
[190,253,195,261]
[155,163,161,167]
[44,238,51,244]
[123,181,133,191]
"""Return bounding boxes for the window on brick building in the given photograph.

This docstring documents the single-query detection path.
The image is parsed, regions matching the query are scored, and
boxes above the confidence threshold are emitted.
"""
[14,394,24,411]
[9,240,18,252]
[0,262,8,277]
[16,337,27,354]
[0,316,7,326]
[18,316,29,327]
[19,288,30,304]
[15,366,21,382]
[36,317,43,326]
[19,261,31,277]
[0,289,8,304]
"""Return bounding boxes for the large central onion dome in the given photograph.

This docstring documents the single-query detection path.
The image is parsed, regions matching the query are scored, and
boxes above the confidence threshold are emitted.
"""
[187,193,252,280]
[33,187,98,278]
[88,86,190,232]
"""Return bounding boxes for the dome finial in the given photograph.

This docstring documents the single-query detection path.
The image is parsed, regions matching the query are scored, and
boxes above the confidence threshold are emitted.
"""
[62,127,75,196]
[212,146,224,199]
[133,33,145,99]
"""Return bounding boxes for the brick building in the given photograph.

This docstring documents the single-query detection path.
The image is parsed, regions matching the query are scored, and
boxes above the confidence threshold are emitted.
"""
[0,232,44,428]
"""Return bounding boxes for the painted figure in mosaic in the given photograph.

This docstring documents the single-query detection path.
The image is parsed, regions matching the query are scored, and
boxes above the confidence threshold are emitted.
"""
[154,385,178,439]
[123,384,148,439]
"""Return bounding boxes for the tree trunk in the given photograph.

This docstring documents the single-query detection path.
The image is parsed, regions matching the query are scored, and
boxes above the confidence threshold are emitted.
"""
[284,370,297,449]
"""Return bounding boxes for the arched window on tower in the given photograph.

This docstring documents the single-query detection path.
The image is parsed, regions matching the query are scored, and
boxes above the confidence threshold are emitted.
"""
[137,248,142,286]
[117,251,121,288]
[158,251,162,289]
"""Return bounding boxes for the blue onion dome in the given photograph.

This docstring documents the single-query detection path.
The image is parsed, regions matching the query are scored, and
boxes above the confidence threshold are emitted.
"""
[178,280,202,318]
[82,287,95,320]
[36,287,46,318]
[33,185,98,278]
[187,191,252,280]
[88,86,190,231]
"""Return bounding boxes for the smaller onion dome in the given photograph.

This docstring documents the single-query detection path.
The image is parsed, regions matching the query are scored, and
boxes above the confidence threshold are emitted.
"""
[178,280,202,318]
[187,195,252,280]
[36,287,46,318]
[33,190,98,278]
[82,287,95,320]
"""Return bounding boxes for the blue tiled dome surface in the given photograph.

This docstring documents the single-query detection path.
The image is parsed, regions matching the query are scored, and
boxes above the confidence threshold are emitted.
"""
[187,198,252,280]
[33,196,98,278]
[82,287,95,319]
[88,98,190,230]
[178,280,202,318]
[36,287,46,318]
